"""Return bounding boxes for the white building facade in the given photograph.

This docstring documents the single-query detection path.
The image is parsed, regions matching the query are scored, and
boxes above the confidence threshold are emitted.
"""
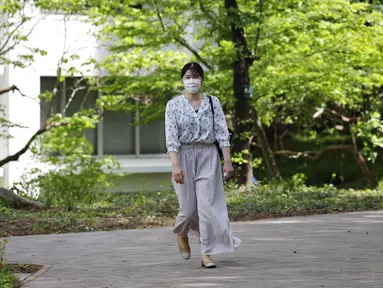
[0,12,173,193]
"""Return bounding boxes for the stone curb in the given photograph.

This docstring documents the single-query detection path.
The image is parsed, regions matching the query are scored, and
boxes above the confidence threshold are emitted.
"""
[20,264,52,286]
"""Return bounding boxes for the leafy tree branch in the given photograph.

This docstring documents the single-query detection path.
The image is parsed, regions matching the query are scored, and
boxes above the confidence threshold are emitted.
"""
[152,0,212,70]
[253,0,263,59]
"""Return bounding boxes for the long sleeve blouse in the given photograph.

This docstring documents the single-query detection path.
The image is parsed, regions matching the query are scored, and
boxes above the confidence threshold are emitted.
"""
[165,94,230,153]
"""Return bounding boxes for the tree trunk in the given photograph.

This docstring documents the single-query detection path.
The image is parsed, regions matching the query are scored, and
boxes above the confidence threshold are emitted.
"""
[377,147,383,162]
[232,60,253,186]
[253,110,282,180]
[0,188,45,209]
[350,132,376,188]
[224,0,252,186]
[225,0,281,185]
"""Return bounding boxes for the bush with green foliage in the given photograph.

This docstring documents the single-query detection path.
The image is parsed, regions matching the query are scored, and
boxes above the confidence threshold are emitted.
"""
[3,179,383,236]
[0,236,20,288]
[107,179,383,221]
[14,121,122,211]
[226,181,383,219]
[14,156,120,211]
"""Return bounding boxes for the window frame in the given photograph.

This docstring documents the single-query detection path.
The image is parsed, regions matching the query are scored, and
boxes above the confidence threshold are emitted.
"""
[41,76,168,159]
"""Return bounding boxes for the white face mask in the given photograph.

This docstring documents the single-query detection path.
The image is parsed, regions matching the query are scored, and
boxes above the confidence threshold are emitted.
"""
[183,79,202,94]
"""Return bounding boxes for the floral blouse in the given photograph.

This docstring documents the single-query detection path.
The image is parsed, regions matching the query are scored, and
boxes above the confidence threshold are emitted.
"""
[165,94,230,153]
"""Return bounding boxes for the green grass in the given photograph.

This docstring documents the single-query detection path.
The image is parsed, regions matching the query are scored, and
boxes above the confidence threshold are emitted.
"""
[225,182,383,220]
[0,267,21,288]
[1,183,383,236]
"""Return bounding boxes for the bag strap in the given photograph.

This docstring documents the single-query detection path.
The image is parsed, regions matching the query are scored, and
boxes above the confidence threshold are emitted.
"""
[208,95,215,127]
[208,96,232,144]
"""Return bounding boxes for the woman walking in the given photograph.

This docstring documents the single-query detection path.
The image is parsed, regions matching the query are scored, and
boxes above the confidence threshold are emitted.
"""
[165,62,241,268]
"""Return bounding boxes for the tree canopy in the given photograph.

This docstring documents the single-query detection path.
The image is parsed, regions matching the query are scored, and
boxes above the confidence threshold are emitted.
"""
[1,0,383,193]
[86,0,383,186]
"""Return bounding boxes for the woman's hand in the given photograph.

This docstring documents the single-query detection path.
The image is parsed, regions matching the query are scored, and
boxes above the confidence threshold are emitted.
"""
[223,160,235,181]
[172,164,184,184]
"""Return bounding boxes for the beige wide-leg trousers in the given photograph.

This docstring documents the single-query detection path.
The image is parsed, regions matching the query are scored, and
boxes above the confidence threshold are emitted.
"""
[172,143,241,256]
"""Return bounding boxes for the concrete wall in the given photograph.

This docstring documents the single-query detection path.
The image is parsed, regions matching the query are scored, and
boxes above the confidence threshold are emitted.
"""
[0,64,9,188]
[110,173,172,193]
[0,10,10,188]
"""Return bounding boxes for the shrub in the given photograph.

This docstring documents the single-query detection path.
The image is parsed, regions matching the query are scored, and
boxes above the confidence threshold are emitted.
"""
[0,235,21,288]
[12,112,122,211]
[14,155,121,211]
[225,182,383,219]
[107,181,383,221]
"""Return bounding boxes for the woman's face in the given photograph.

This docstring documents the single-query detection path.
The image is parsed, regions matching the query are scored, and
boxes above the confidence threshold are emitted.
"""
[182,69,202,81]
[182,69,203,94]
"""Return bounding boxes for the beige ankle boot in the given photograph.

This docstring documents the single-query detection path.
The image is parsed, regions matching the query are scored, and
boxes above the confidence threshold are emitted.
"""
[201,255,216,268]
[177,234,191,260]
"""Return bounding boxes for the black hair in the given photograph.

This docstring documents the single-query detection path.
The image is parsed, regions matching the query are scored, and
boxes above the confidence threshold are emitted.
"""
[181,62,204,80]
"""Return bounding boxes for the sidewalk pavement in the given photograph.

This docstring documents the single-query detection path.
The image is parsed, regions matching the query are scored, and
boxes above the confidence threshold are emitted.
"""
[7,211,383,288]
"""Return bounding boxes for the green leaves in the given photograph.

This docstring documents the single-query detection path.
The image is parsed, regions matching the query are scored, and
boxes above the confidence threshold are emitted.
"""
[255,0,383,108]
[354,112,383,162]
[251,1,383,168]
[1,0,382,187]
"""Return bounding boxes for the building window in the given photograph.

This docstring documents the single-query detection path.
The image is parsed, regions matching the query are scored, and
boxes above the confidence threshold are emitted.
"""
[102,109,136,155]
[139,121,166,154]
[40,76,167,157]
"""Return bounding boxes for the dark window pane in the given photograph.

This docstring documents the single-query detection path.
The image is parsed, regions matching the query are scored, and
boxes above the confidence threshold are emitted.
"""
[40,76,62,126]
[40,77,98,155]
[103,110,135,155]
[139,120,166,154]
[65,78,97,113]
[64,78,98,154]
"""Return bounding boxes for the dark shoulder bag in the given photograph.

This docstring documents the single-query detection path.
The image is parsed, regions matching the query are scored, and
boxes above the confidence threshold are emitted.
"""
[208,96,233,160]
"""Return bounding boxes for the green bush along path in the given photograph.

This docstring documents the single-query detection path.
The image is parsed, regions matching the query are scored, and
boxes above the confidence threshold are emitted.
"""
[1,183,382,236]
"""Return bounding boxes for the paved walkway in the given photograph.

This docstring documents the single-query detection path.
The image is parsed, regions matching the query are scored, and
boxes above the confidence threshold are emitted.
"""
[7,211,383,288]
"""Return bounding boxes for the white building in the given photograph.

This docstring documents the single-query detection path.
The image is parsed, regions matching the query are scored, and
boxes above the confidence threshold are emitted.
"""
[0,12,175,193]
